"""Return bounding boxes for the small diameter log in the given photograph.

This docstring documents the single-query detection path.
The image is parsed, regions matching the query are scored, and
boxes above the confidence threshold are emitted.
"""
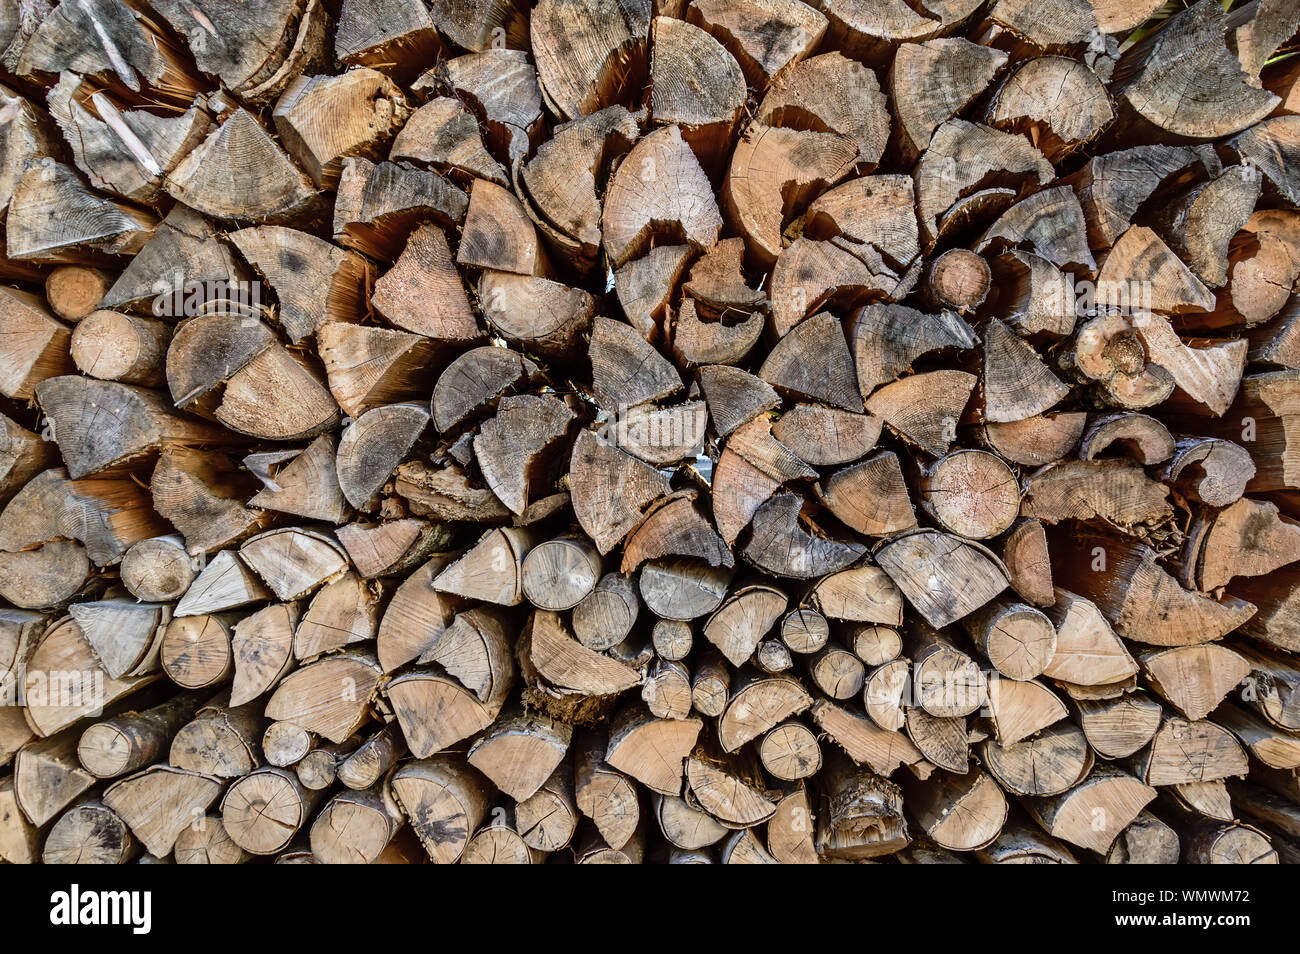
[759,721,822,781]
[925,249,992,314]
[221,766,323,857]
[904,623,987,718]
[691,651,731,718]
[45,265,112,322]
[961,598,1057,681]
[159,614,236,690]
[338,727,406,791]
[70,310,170,386]
[1185,823,1278,865]
[121,535,195,603]
[572,573,640,652]
[575,728,640,851]
[263,722,314,768]
[521,536,602,611]
[915,449,1021,540]
[651,619,693,662]
[780,608,829,655]
[77,691,206,778]
[642,659,693,721]
[461,808,544,865]
[809,642,866,700]
[1105,811,1180,865]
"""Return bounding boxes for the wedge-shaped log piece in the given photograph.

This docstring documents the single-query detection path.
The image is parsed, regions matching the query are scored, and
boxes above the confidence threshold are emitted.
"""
[723,123,857,266]
[848,303,975,399]
[605,704,702,796]
[1074,694,1163,760]
[866,370,975,456]
[811,699,923,778]
[649,17,744,173]
[37,377,236,479]
[702,583,787,667]
[0,287,73,400]
[229,226,370,345]
[239,527,348,602]
[1191,497,1300,592]
[213,345,340,442]
[432,345,539,434]
[623,491,732,573]
[1138,644,1250,722]
[373,223,481,341]
[246,435,347,523]
[375,552,459,672]
[13,735,96,829]
[718,672,811,752]
[103,766,222,858]
[531,0,650,122]
[335,0,442,74]
[479,271,594,361]
[1027,764,1155,855]
[759,51,888,167]
[475,394,574,516]
[166,110,317,223]
[265,650,382,742]
[69,599,167,679]
[987,56,1112,162]
[151,445,263,555]
[1111,0,1278,140]
[876,529,1009,628]
[468,709,572,802]
[433,527,534,605]
[983,722,1090,797]
[1052,531,1256,647]
[686,752,775,827]
[391,98,507,186]
[903,769,1006,852]
[174,550,270,617]
[817,451,916,537]
[294,570,380,659]
[273,68,409,189]
[602,125,723,268]
[24,616,159,737]
[9,159,157,260]
[742,491,865,580]
[336,402,429,509]
[388,667,506,758]
[333,157,467,262]
[1041,587,1139,688]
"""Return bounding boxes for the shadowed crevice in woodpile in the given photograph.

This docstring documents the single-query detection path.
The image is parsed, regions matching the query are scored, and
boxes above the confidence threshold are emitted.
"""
[0,0,1298,867]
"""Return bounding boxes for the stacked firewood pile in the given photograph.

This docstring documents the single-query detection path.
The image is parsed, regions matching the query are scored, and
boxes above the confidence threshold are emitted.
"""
[1,0,1299,866]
